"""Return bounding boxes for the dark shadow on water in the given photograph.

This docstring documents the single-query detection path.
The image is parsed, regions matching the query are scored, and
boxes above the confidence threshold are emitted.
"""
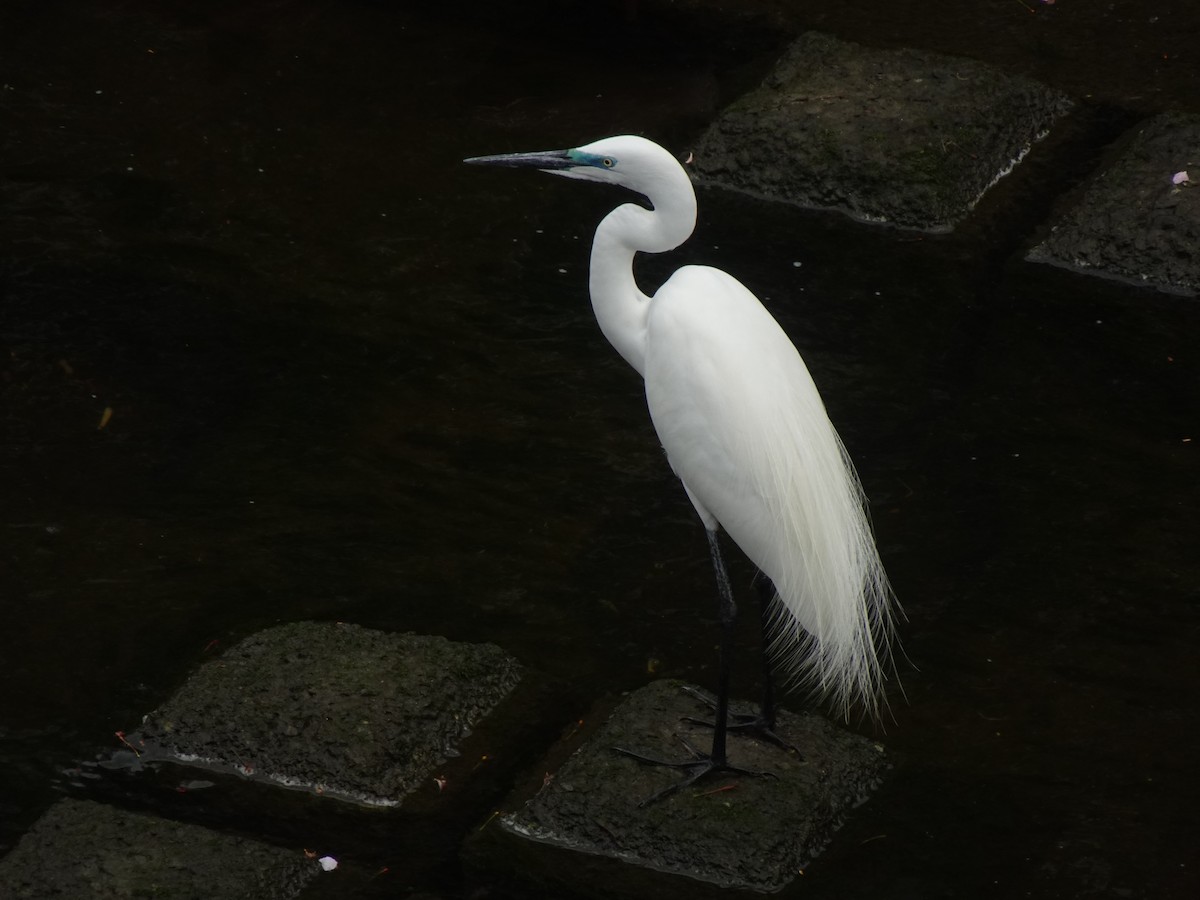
[1,1,1198,898]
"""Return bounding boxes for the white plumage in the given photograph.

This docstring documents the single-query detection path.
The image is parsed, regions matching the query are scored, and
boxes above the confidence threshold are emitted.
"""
[466,134,897,729]
[645,264,892,720]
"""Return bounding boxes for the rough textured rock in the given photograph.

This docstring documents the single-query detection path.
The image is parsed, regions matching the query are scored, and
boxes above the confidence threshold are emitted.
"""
[1028,111,1200,295]
[0,798,318,899]
[692,31,1074,231]
[467,680,888,898]
[127,621,523,806]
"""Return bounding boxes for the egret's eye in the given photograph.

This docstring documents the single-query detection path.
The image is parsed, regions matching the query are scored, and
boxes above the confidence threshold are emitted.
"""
[602,158,615,168]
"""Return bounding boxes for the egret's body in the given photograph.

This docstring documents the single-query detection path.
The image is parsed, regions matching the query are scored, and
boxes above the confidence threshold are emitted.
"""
[466,135,896,798]
[645,265,889,715]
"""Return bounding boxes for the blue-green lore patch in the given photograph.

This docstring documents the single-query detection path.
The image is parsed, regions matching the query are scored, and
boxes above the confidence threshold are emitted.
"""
[567,148,617,170]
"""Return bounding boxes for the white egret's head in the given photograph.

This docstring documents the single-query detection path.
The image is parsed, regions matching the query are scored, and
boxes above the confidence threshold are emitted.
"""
[465,135,686,194]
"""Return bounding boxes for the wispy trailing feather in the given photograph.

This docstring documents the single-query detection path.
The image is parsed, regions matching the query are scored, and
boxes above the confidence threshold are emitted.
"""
[645,263,899,723]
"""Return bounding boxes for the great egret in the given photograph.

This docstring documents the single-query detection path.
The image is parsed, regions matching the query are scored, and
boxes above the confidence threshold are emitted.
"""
[465,135,897,802]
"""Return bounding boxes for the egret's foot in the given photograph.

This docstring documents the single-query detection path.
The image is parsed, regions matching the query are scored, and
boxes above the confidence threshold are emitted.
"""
[612,736,776,806]
[679,686,802,756]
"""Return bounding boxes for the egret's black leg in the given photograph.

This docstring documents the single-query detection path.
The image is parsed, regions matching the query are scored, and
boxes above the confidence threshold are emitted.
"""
[613,530,774,805]
[752,569,785,733]
[679,570,801,755]
[708,528,735,764]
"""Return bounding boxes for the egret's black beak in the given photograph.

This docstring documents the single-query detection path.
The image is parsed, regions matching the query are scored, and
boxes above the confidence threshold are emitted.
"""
[463,149,573,170]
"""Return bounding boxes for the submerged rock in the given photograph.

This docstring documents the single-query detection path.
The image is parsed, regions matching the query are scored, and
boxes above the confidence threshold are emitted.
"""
[1029,111,1200,296]
[0,797,317,899]
[467,680,889,898]
[692,31,1073,231]
[127,621,522,806]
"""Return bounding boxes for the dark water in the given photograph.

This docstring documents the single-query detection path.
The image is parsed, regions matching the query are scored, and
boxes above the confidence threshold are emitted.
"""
[2,2,1198,898]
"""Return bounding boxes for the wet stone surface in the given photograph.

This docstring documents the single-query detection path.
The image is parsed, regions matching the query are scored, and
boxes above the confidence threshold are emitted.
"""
[0,797,318,899]
[126,622,523,806]
[1029,111,1200,296]
[469,680,888,898]
[692,31,1073,231]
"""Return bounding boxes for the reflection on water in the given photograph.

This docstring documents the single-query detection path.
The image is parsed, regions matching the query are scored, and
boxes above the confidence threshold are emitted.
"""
[1,2,1197,897]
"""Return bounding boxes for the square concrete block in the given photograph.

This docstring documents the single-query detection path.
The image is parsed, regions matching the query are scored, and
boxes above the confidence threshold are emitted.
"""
[1029,111,1200,295]
[124,621,523,806]
[467,680,889,898]
[0,798,318,899]
[693,31,1073,231]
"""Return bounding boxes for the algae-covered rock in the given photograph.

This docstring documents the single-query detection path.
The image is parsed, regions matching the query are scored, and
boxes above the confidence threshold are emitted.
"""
[468,680,888,898]
[1029,111,1200,295]
[693,31,1073,231]
[0,797,318,899]
[130,621,522,806]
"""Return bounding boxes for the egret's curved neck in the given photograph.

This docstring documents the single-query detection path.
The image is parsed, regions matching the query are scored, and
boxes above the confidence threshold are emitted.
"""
[588,176,697,377]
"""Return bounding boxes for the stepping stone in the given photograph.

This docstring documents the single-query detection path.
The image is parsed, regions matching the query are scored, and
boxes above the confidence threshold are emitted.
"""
[0,797,319,899]
[466,680,888,898]
[122,621,522,807]
[1028,111,1200,296]
[692,31,1073,232]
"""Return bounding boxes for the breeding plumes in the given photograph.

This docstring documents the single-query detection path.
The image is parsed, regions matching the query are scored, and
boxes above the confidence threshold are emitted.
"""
[466,135,898,801]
